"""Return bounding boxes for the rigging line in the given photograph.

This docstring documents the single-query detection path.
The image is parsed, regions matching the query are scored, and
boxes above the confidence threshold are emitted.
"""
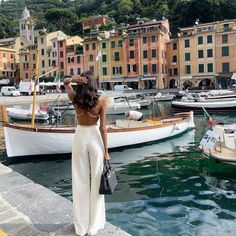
[124,96,132,110]
[49,102,72,129]
[153,95,163,120]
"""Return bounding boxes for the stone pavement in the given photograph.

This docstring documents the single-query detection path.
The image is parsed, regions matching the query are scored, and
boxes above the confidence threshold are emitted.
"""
[0,164,130,236]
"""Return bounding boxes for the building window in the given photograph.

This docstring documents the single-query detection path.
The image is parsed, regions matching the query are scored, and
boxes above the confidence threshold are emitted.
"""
[198,36,203,45]
[41,49,44,56]
[114,52,120,61]
[143,64,148,74]
[48,59,51,66]
[111,41,115,48]
[130,50,135,59]
[113,66,122,74]
[77,56,81,63]
[102,67,107,75]
[152,49,157,58]
[223,24,229,31]
[89,66,94,73]
[198,64,204,73]
[42,60,45,68]
[207,35,212,44]
[92,43,96,50]
[32,54,36,60]
[185,39,190,48]
[59,42,63,47]
[60,51,64,58]
[143,50,147,59]
[53,42,56,48]
[89,54,93,61]
[207,63,213,72]
[102,42,106,49]
[185,65,191,74]
[168,69,172,76]
[118,40,123,47]
[222,46,229,56]
[86,44,89,51]
[10,63,14,70]
[24,55,28,62]
[222,62,230,72]
[70,69,74,75]
[129,39,134,46]
[151,36,156,43]
[222,34,228,44]
[172,55,177,63]
[60,62,64,69]
[198,50,204,58]
[41,38,44,44]
[152,64,157,73]
[10,54,14,59]
[174,68,178,75]
[173,42,177,50]
[128,64,136,73]
[143,37,147,44]
[185,53,190,61]
[207,49,213,58]
[77,68,81,75]
[102,54,107,62]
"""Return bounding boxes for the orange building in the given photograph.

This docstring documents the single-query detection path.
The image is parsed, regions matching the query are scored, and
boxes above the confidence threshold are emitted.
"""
[82,15,111,30]
[126,19,170,89]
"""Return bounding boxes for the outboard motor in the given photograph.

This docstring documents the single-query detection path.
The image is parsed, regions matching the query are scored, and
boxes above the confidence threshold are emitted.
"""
[47,105,61,120]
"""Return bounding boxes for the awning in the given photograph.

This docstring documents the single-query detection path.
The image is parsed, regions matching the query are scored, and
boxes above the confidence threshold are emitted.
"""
[100,78,124,83]
[124,77,139,82]
[180,76,192,80]
[231,73,236,80]
[141,77,157,81]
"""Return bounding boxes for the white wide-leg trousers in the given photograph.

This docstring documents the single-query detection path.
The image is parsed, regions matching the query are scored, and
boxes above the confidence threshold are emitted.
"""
[72,125,105,236]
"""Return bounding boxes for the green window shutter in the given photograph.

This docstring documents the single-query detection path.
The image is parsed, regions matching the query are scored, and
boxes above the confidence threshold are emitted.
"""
[222,46,229,56]
[198,64,204,73]
[207,35,212,44]
[198,36,203,45]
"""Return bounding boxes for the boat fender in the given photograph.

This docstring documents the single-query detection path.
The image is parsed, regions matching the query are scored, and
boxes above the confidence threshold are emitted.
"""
[174,123,180,131]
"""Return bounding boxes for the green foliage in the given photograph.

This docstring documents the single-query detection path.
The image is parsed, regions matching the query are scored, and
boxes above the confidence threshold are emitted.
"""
[0,0,236,38]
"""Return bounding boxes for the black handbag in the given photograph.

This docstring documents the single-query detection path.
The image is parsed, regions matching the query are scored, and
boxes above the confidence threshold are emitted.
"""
[99,160,118,195]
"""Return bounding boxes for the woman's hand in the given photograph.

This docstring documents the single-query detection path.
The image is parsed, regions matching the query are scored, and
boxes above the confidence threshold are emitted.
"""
[73,76,88,84]
[104,152,110,160]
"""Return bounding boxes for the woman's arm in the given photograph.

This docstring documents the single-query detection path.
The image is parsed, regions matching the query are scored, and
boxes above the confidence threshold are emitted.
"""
[99,98,110,160]
[63,76,87,101]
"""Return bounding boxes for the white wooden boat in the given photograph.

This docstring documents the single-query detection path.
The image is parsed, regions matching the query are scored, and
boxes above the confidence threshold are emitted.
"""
[148,92,174,102]
[2,111,195,157]
[7,107,49,122]
[200,124,236,165]
[106,100,141,115]
[172,97,236,111]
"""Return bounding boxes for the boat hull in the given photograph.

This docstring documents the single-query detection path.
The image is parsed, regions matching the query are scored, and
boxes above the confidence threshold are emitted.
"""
[4,112,195,157]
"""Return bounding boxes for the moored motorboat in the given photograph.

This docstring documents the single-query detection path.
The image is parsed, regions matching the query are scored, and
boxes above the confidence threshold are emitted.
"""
[172,96,236,111]
[2,109,195,158]
[200,124,236,165]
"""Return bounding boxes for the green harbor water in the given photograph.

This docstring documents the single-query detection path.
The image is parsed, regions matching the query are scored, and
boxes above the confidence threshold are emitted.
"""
[1,103,236,236]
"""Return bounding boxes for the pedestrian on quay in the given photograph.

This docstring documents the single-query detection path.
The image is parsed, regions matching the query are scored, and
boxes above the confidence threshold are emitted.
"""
[64,71,110,236]
[125,110,143,121]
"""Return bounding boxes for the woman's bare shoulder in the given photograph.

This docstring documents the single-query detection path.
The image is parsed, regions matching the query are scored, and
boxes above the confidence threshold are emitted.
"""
[98,95,108,106]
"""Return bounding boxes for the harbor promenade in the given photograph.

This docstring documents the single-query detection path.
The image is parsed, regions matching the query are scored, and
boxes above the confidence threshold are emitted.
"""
[0,164,130,236]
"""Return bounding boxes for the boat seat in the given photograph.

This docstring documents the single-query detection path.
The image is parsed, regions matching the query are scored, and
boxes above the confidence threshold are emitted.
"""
[224,129,235,134]
[213,126,225,142]
[224,133,236,150]
[115,119,148,128]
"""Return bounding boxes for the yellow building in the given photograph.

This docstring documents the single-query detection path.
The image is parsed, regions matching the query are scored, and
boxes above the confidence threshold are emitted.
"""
[176,19,236,89]
[178,22,216,89]
[166,39,179,88]
[215,20,236,88]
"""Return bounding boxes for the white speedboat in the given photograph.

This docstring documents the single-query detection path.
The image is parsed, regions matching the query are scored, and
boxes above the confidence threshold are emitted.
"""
[106,99,141,115]
[200,124,236,165]
[7,107,49,122]
[2,109,195,158]
[172,96,236,111]
[148,92,174,102]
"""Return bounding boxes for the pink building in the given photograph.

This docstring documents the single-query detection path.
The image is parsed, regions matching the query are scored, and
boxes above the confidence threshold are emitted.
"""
[0,47,17,79]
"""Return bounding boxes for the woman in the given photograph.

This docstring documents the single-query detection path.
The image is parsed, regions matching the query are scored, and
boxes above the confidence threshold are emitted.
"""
[64,71,110,236]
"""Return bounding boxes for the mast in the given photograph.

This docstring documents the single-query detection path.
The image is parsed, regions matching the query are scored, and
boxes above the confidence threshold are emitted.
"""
[31,49,39,128]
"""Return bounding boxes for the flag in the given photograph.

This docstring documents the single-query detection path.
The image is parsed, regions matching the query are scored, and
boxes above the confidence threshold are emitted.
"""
[54,72,61,92]
[202,107,216,126]
[96,50,102,61]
